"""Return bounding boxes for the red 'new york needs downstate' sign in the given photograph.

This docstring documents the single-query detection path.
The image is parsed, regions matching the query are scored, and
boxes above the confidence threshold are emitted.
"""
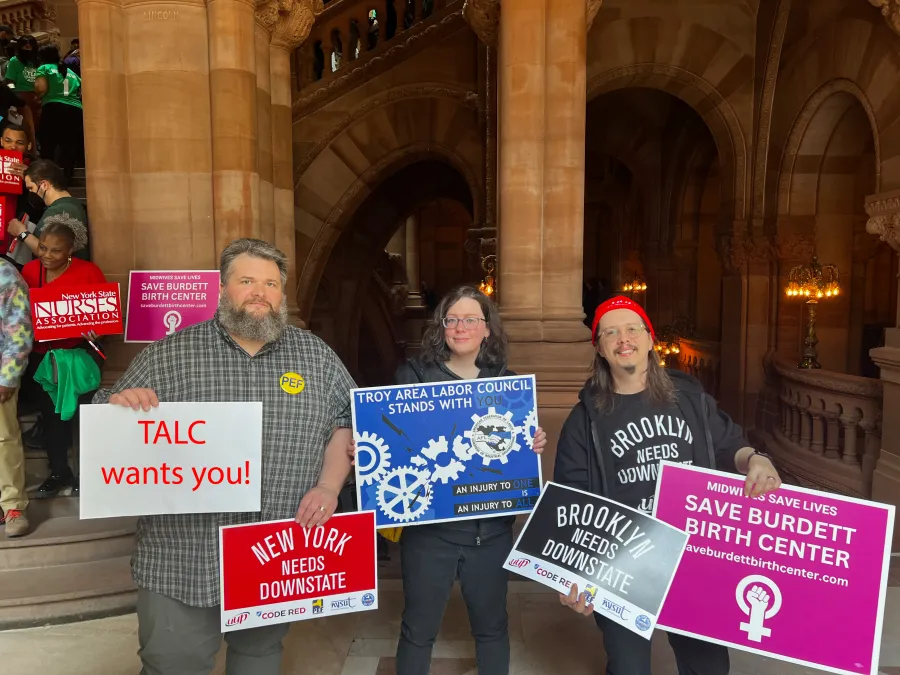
[29,282,123,341]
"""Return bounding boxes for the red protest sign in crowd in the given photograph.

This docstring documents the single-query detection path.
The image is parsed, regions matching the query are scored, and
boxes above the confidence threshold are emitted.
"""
[219,511,378,632]
[29,281,123,341]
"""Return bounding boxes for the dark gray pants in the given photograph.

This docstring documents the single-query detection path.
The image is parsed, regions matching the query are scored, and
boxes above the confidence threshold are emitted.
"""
[137,587,290,675]
[595,615,730,675]
[397,526,512,675]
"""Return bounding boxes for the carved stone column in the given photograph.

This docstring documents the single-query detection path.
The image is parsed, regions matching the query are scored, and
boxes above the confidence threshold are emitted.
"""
[255,3,276,242]
[865,189,900,551]
[209,0,260,246]
[270,0,321,321]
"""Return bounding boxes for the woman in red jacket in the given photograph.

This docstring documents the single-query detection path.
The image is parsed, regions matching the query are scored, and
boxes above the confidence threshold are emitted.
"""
[21,214,104,497]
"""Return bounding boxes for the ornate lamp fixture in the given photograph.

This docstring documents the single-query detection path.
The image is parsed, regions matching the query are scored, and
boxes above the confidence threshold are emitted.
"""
[785,255,841,369]
[654,317,694,367]
[622,273,647,295]
[478,255,496,298]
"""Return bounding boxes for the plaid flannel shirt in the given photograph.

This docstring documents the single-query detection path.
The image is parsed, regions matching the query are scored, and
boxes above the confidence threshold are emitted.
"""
[0,258,32,388]
[92,318,356,607]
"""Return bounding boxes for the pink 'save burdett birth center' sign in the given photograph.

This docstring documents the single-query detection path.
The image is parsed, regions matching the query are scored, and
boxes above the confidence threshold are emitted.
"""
[124,270,219,343]
[653,461,895,675]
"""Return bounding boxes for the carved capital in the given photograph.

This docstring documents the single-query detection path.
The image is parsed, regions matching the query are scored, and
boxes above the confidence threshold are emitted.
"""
[865,189,900,252]
[269,0,323,51]
[775,233,815,262]
[464,0,603,46]
[718,233,774,275]
[463,0,500,47]
[868,0,900,36]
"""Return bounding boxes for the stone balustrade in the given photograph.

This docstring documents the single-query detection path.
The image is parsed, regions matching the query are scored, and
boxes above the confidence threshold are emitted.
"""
[293,0,452,91]
[751,357,883,498]
[678,338,721,397]
[0,0,58,41]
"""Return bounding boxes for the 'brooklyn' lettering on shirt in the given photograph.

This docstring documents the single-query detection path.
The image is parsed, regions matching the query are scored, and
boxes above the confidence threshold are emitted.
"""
[608,414,693,458]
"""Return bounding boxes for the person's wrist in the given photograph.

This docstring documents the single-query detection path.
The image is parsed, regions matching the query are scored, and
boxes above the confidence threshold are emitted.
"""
[315,482,340,497]
[747,450,772,471]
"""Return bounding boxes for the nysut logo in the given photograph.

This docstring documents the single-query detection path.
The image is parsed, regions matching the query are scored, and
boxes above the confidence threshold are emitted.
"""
[312,598,324,615]
[226,611,249,627]
[362,593,375,607]
[280,372,305,395]
[464,407,522,465]
[331,596,357,611]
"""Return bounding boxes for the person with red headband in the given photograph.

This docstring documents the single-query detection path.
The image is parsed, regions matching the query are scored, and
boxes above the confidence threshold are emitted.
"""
[553,295,781,675]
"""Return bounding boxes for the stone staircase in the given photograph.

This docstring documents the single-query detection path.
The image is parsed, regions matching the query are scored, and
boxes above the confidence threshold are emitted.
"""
[0,415,137,629]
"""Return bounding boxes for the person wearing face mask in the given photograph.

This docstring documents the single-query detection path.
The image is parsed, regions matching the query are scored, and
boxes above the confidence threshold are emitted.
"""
[553,296,782,675]
[19,216,105,497]
[381,285,547,675]
[7,159,88,261]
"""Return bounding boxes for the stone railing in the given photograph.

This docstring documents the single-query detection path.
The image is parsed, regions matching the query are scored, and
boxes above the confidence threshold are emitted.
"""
[292,0,463,114]
[753,357,883,498]
[0,0,59,42]
[678,338,720,397]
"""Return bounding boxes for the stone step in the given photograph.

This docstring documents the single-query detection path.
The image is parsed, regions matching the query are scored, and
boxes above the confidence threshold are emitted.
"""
[0,499,135,571]
[0,555,136,629]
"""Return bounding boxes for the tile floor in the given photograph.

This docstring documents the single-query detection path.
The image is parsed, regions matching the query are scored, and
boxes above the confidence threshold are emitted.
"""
[2,569,898,675]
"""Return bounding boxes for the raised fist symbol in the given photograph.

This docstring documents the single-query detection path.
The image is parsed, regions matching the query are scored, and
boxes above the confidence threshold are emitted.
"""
[747,585,770,611]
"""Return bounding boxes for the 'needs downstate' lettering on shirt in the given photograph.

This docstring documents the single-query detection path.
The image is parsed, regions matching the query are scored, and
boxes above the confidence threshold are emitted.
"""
[599,393,695,516]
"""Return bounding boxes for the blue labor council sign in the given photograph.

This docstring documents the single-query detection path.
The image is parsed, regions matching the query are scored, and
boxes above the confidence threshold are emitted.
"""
[351,375,543,528]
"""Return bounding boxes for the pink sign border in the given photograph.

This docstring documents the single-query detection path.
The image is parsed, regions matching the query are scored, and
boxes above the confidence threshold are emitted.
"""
[651,460,896,675]
[123,269,220,343]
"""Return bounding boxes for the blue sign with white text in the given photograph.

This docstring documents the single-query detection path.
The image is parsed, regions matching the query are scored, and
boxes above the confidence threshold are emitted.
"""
[351,375,543,528]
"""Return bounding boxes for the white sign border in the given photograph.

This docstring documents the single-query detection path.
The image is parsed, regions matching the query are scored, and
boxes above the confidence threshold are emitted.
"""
[218,511,381,633]
[652,460,896,675]
[503,481,690,638]
[123,269,220,343]
[351,374,544,529]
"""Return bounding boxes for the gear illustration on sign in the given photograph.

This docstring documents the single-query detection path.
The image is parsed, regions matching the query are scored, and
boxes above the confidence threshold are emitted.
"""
[418,436,467,484]
[376,466,433,523]
[354,431,391,486]
[452,435,475,462]
[523,409,539,449]
[464,406,523,466]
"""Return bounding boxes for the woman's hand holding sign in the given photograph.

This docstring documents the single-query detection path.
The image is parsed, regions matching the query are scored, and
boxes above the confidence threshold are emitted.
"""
[737,448,782,498]
[109,388,160,411]
[560,584,595,616]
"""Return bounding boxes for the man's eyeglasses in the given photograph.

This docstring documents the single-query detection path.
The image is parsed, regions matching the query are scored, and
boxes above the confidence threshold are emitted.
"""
[597,324,647,342]
[442,317,485,330]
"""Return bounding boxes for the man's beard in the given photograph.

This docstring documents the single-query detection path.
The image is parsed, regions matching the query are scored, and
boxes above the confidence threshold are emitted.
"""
[217,293,287,344]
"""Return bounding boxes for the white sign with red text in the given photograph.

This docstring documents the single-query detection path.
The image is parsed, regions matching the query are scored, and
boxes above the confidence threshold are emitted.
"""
[79,402,262,519]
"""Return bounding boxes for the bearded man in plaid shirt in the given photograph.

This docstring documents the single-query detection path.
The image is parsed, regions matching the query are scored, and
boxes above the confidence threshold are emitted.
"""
[93,238,356,675]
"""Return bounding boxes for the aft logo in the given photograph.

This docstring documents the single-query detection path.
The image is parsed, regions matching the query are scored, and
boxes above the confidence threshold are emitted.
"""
[226,612,249,627]
[362,593,375,607]
[312,598,324,615]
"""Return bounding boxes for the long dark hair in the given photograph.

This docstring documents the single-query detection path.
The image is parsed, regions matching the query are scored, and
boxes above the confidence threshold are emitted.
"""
[37,44,66,78]
[590,341,676,413]
[16,35,37,65]
[419,285,508,368]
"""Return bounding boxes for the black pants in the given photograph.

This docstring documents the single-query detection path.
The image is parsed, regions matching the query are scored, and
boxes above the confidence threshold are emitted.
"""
[38,102,84,181]
[397,526,512,675]
[595,615,730,675]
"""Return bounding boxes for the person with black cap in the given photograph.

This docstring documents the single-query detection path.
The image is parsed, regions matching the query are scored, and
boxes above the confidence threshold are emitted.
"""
[553,295,782,675]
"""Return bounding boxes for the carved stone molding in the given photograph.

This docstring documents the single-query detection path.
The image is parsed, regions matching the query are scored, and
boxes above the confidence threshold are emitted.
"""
[869,0,900,36]
[775,233,814,262]
[718,233,774,274]
[462,0,499,47]
[865,189,900,251]
[266,0,322,50]
[463,0,603,46]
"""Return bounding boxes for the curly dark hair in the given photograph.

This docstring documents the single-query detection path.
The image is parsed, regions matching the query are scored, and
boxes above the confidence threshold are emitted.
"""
[419,285,508,368]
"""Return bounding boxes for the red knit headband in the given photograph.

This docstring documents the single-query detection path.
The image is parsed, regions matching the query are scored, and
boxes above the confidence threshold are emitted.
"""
[590,296,656,345]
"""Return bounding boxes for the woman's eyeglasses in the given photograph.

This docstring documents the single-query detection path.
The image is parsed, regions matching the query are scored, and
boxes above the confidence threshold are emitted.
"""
[442,317,485,330]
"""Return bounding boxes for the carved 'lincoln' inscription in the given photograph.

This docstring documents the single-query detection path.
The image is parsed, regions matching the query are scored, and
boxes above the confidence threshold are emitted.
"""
[143,9,179,20]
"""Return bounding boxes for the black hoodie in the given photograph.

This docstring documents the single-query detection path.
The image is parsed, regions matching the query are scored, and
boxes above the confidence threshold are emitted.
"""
[554,369,747,508]
[394,357,517,545]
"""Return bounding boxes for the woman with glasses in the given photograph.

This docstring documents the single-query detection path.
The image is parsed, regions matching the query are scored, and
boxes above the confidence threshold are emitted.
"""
[391,285,547,675]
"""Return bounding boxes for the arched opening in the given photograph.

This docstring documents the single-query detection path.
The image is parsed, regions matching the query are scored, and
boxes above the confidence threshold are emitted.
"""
[584,88,723,361]
[777,89,891,375]
[307,159,477,386]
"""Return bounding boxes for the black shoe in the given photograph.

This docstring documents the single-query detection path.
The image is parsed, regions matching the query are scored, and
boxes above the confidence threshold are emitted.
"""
[34,471,75,498]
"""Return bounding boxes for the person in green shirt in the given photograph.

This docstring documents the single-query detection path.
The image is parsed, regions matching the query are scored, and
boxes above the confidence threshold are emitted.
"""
[35,44,84,182]
[3,36,38,94]
[7,159,89,262]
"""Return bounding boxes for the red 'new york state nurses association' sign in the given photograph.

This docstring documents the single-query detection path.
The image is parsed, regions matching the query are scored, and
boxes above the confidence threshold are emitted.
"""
[219,511,378,632]
[29,282,123,341]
